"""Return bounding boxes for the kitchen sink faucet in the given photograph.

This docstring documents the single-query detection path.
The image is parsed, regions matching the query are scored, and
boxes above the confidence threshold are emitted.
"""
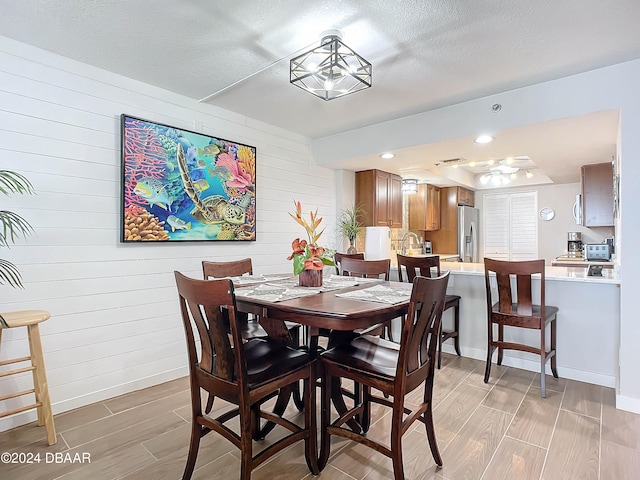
[401,232,421,255]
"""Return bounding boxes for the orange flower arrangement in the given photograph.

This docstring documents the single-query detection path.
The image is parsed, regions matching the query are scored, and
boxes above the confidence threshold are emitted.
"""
[288,200,335,275]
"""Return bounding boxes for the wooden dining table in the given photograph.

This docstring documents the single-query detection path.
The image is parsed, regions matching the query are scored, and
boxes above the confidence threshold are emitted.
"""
[233,275,410,471]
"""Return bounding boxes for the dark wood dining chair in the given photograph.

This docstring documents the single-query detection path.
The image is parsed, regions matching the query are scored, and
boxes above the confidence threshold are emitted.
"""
[174,272,319,480]
[320,273,450,479]
[203,259,301,349]
[396,253,461,368]
[339,257,393,340]
[202,259,304,418]
[483,258,559,397]
[334,252,364,274]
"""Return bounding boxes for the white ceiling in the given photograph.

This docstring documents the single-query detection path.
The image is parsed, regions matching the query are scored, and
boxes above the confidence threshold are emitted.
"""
[1,1,638,186]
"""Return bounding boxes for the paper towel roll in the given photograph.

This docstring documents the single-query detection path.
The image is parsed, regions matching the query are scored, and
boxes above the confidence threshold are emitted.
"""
[364,226,391,260]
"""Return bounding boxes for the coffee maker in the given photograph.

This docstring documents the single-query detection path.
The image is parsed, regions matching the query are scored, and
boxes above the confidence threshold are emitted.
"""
[567,232,583,258]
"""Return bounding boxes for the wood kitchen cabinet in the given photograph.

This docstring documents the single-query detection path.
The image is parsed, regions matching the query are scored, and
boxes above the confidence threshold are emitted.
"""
[427,186,476,252]
[581,162,614,227]
[408,183,440,231]
[456,187,475,206]
[355,169,403,228]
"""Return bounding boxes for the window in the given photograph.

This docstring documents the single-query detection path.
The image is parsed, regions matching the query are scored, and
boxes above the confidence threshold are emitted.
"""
[483,191,538,260]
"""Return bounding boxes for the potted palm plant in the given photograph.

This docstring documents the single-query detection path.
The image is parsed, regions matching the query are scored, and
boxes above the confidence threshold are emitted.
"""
[336,205,365,254]
[1,170,35,288]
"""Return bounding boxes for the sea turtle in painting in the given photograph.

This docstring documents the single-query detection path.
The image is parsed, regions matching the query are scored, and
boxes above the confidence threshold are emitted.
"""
[176,144,248,225]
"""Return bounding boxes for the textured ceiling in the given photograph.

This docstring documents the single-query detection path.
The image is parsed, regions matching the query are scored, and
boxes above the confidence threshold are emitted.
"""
[1,1,638,185]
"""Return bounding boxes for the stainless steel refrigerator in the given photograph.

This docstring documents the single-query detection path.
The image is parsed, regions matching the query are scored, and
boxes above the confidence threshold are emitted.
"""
[458,206,480,262]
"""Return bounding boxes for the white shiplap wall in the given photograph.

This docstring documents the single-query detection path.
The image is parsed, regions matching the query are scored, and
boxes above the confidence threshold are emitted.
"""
[0,36,336,431]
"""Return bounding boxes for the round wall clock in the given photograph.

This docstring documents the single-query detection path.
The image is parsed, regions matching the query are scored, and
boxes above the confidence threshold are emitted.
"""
[539,207,555,221]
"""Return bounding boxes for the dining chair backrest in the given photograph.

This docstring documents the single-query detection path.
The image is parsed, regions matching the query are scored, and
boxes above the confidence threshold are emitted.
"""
[175,272,243,387]
[203,258,253,279]
[334,252,365,275]
[396,254,441,282]
[400,273,449,392]
[484,258,545,318]
[340,257,390,280]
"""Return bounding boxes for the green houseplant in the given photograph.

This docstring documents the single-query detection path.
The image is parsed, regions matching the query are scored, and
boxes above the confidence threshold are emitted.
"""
[1,170,35,288]
[336,204,364,254]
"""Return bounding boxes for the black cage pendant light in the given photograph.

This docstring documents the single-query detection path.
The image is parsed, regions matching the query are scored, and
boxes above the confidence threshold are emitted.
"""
[290,30,372,101]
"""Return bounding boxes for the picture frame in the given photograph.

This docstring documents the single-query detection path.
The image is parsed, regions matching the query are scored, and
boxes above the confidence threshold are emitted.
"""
[121,114,256,242]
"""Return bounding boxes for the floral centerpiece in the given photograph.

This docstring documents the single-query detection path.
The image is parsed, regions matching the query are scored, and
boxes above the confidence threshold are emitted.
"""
[288,200,335,287]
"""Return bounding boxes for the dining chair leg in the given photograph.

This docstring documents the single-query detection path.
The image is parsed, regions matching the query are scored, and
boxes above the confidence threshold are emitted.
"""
[319,371,332,471]
[452,302,461,356]
[497,324,504,365]
[437,322,444,369]
[540,326,547,398]
[484,344,494,384]
[204,395,215,414]
[424,402,443,466]
[551,315,559,378]
[292,381,304,411]
[240,405,253,480]
[390,410,405,480]
[303,373,320,475]
[182,422,202,480]
[361,385,371,433]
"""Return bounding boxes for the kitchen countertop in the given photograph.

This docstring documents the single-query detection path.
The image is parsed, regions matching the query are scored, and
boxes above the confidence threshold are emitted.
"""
[552,257,614,266]
[441,261,620,284]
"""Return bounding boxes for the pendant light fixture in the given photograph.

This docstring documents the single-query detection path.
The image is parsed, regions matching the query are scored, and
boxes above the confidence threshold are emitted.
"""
[402,179,418,194]
[290,30,372,101]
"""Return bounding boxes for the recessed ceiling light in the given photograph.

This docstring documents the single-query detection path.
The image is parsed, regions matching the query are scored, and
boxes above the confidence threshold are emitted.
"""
[380,152,395,159]
[474,135,494,144]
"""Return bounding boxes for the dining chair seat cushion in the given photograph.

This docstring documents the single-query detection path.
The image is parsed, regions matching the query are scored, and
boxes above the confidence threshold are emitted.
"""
[242,320,268,339]
[238,319,300,341]
[445,294,461,309]
[321,334,400,382]
[244,338,313,388]
[490,303,559,328]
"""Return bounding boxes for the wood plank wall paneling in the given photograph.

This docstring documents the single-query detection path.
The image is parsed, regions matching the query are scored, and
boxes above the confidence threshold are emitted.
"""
[0,36,337,431]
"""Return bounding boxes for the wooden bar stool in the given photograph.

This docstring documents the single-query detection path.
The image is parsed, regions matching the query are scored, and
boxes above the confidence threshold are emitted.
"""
[0,310,56,445]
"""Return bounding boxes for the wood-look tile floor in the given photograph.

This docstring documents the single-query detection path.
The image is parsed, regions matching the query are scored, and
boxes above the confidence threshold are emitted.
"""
[3,353,640,480]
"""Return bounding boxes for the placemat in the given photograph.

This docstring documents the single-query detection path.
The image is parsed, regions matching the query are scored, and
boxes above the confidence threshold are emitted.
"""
[334,284,414,304]
[236,283,321,302]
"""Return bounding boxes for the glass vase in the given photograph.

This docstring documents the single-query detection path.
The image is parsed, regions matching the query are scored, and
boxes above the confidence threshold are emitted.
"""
[347,238,357,254]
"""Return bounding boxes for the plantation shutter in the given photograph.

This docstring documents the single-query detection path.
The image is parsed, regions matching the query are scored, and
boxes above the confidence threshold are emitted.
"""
[483,191,538,261]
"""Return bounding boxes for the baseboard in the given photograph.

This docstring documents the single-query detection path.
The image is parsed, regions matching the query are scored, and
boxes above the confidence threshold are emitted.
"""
[0,366,188,433]
[615,394,640,414]
[441,345,616,388]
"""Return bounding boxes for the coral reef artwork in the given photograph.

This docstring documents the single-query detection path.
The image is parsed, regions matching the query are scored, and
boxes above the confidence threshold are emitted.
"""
[121,115,256,242]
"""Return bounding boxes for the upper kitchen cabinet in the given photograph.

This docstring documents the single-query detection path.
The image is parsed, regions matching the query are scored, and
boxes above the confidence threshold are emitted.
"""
[408,183,440,231]
[456,187,475,207]
[581,162,614,227]
[355,169,403,228]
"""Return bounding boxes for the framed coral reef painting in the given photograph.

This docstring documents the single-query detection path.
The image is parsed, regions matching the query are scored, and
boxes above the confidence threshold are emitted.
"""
[121,114,256,242]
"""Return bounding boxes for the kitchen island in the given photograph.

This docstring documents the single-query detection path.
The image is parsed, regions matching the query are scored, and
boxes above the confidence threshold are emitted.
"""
[429,262,620,387]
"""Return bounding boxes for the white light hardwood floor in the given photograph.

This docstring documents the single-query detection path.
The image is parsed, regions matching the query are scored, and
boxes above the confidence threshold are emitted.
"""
[2,353,640,480]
